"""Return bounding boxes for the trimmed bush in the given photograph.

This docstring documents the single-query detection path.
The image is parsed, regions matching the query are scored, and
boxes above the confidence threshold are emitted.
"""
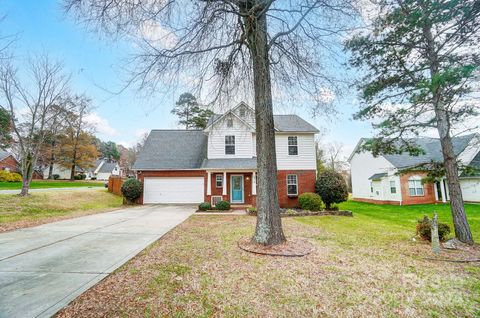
[215,200,230,211]
[121,178,143,203]
[298,192,323,211]
[416,216,451,242]
[198,202,211,211]
[316,170,349,210]
[91,177,97,180]
[53,174,60,180]
[0,170,22,182]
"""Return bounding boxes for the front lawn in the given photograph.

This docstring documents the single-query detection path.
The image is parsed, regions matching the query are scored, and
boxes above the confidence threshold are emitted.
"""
[0,190,123,231]
[57,201,480,318]
[0,180,105,190]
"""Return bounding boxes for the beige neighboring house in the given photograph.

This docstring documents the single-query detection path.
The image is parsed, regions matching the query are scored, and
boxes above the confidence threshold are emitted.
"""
[42,164,84,180]
[87,159,120,180]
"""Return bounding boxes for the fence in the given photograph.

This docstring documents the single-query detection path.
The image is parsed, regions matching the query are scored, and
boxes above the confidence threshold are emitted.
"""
[108,176,125,196]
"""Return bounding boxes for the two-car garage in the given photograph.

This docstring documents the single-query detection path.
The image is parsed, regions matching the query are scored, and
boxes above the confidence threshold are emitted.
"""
[143,177,204,204]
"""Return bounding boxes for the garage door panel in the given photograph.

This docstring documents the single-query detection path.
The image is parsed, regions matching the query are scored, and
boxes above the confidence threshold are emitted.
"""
[144,177,204,204]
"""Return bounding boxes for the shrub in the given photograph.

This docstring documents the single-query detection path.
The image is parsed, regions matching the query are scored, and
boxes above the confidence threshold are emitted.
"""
[53,174,60,180]
[0,170,22,182]
[91,177,97,180]
[215,200,230,211]
[416,216,451,242]
[315,170,349,210]
[74,175,82,180]
[78,174,86,180]
[298,192,323,211]
[247,207,257,213]
[198,202,211,211]
[121,178,143,203]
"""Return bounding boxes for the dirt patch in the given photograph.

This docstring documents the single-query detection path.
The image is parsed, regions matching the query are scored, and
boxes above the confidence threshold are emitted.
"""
[238,237,314,256]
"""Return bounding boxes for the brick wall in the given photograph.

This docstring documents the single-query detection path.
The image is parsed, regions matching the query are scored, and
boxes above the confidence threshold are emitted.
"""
[0,156,19,172]
[206,172,255,206]
[277,170,317,208]
[400,172,436,205]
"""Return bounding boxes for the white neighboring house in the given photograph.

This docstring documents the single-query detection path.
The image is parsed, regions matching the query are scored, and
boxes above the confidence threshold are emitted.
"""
[42,164,84,180]
[349,134,480,205]
[132,102,319,207]
[86,159,120,180]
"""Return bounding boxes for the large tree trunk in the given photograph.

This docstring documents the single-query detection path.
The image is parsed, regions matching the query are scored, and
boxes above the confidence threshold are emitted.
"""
[435,111,473,244]
[48,144,55,179]
[246,6,286,245]
[20,152,34,196]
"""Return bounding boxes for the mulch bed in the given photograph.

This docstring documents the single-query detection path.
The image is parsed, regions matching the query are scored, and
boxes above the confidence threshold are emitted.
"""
[237,237,314,257]
[247,209,353,217]
[195,209,234,213]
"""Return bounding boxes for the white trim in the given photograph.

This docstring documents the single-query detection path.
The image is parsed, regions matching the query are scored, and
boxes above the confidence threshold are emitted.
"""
[252,171,256,195]
[207,171,212,195]
[222,171,227,195]
[230,174,244,203]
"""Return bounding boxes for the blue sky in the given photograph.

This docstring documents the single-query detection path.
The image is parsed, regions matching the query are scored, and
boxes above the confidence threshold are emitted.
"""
[2,0,373,157]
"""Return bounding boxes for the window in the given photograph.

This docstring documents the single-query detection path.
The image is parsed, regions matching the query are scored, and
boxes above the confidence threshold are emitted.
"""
[288,136,298,155]
[225,135,235,155]
[227,118,233,127]
[216,175,223,188]
[408,177,424,196]
[239,107,246,117]
[370,182,374,193]
[287,174,298,196]
[390,180,396,194]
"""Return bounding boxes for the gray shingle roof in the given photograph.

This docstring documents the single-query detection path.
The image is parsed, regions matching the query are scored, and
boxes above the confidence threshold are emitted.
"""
[368,172,387,180]
[201,158,257,169]
[133,130,207,170]
[98,162,117,173]
[382,135,475,168]
[0,150,12,161]
[207,113,318,132]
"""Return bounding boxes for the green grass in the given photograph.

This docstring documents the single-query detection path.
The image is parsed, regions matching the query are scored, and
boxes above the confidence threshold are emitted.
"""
[311,201,480,242]
[0,190,123,229]
[0,180,105,190]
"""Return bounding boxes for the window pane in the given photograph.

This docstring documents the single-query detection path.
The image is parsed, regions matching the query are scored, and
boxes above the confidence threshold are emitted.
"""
[288,146,298,155]
[225,145,235,154]
[417,187,424,195]
[409,188,416,196]
[287,185,297,195]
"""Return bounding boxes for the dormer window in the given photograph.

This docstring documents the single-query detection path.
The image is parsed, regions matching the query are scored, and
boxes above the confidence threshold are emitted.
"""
[225,135,235,155]
[288,136,298,155]
[227,118,233,127]
[239,107,246,117]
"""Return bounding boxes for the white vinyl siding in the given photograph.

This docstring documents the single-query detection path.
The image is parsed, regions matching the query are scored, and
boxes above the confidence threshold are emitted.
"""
[143,177,204,204]
[207,115,253,159]
[275,134,316,170]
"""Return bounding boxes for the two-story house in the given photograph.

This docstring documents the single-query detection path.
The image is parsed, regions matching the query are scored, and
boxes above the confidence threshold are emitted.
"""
[349,134,480,205]
[132,102,319,207]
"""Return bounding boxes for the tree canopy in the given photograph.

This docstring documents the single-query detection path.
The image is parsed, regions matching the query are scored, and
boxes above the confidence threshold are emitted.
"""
[171,93,213,129]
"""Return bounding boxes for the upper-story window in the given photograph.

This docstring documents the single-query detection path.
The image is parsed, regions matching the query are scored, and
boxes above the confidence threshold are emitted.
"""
[288,136,298,155]
[239,107,246,117]
[408,176,424,196]
[227,118,233,127]
[225,135,235,155]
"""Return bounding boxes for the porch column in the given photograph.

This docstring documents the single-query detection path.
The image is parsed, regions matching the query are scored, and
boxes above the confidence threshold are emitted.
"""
[222,171,227,196]
[207,171,211,195]
[440,178,446,203]
[434,182,439,201]
[252,171,256,195]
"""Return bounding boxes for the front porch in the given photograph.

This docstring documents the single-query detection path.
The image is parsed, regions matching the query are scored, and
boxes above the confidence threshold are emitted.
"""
[205,170,257,207]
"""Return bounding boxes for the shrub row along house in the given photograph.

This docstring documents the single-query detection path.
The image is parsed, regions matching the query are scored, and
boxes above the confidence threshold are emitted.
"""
[349,134,480,205]
[132,102,318,207]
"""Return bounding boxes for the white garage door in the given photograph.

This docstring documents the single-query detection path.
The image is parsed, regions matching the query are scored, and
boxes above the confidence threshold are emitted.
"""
[143,177,204,204]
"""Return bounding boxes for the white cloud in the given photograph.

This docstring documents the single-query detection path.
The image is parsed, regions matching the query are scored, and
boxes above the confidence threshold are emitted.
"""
[139,21,178,49]
[84,112,118,137]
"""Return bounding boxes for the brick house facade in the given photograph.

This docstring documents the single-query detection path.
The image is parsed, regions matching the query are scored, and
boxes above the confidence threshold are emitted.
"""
[0,151,19,172]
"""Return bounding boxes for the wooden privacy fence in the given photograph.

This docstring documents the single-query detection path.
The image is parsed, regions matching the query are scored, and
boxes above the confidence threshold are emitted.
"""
[108,176,125,196]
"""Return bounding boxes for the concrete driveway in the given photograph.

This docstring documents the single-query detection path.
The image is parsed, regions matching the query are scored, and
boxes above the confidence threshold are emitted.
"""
[0,204,195,318]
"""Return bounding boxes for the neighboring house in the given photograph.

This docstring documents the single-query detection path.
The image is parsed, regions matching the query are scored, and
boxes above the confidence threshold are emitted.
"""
[42,164,84,180]
[133,102,319,207]
[349,134,480,205]
[0,150,19,172]
[86,159,120,180]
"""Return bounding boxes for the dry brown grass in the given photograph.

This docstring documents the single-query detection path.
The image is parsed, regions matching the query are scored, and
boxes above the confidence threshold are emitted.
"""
[57,215,480,318]
[0,190,123,232]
